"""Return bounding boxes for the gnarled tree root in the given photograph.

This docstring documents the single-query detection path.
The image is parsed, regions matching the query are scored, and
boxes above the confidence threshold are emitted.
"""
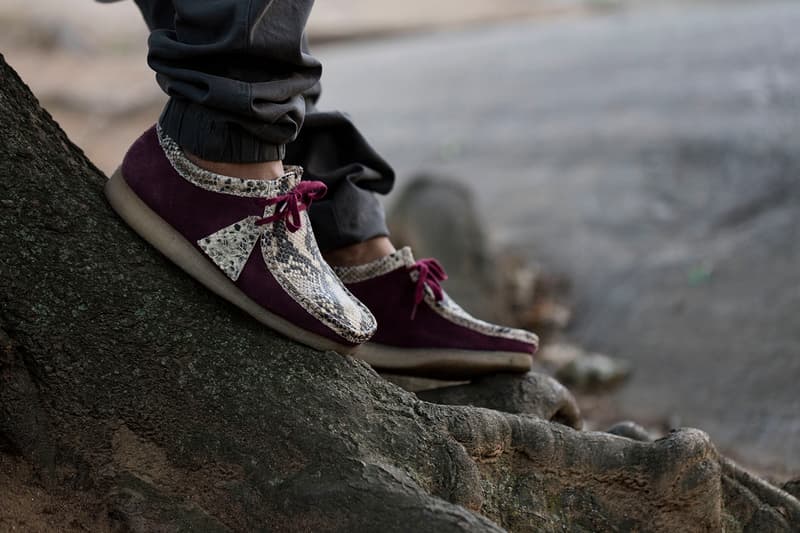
[1,54,798,532]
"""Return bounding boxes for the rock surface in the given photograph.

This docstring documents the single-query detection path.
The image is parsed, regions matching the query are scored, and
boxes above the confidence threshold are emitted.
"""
[2,55,799,531]
[317,0,800,477]
[418,372,583,430]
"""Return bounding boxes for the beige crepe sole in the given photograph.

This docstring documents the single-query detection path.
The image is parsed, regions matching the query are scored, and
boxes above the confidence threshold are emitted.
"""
[354,342,532,380]
[104,168,358,355]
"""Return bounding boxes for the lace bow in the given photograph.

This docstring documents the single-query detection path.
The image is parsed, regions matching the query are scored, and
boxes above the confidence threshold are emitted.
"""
[408,258,448,319]
[197,181,327,281]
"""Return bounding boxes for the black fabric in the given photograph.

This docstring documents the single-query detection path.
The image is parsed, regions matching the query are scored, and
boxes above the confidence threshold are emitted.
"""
[125,0,395,251]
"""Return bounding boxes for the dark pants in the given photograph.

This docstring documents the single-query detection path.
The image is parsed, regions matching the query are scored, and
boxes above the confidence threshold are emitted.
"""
[103,0,394,252]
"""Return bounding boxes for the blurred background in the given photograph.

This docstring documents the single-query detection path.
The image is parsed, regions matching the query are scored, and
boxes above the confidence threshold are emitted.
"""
[1,0,798,482]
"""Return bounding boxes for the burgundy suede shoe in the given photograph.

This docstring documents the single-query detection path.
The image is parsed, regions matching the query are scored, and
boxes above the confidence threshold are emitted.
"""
[334,247,538,379]
[105,126,376,353]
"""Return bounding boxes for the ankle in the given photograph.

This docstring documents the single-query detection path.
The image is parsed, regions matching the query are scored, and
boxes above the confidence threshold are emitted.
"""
[185,153,285,181]
[324,236,396,267]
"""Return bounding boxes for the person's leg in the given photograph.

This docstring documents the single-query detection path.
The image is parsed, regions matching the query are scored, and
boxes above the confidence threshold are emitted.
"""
[135,0,395,256]
[105,0,378,353]
[143,0,317,164]
[115,0,537,376]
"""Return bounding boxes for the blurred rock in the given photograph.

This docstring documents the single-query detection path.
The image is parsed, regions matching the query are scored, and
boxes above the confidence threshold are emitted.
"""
[538,343,631,392]
[536,342,583,368]
[522,299,572,332]
[557,353,631,392]
[606,421,653,442]
[495,254,574,346]
[417,371,582,429]
[782,479,800,501]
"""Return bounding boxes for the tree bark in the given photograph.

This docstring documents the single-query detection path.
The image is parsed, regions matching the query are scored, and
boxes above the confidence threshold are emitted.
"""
[1,54,798,532]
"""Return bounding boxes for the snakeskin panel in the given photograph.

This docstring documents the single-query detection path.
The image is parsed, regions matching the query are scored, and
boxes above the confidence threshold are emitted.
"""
[158,128,377,344]
[430,293,539,346]
[260,189,377,345]
[334,247,538,346]
[197,216,262,281]
[333,247,413,283]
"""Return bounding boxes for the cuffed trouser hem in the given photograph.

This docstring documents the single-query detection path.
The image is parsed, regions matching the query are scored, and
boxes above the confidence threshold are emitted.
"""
[159,98,286,163]
[310,189,390,253]
[288,110,395,252]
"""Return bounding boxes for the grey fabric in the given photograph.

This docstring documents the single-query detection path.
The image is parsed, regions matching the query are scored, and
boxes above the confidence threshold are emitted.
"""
[118,0,395,251]
[142,0,319,162]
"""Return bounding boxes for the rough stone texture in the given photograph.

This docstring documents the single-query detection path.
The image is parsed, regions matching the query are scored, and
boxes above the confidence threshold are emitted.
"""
[316,0,800,477]
[606,421,653,442]
[417,373,582,430]
[1,55,798,532]
[783,479,800,501]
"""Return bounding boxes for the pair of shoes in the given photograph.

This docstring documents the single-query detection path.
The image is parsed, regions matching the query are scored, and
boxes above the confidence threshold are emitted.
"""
[105,126,537,378]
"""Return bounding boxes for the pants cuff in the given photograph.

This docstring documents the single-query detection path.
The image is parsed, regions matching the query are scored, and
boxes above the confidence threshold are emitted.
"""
[159,98,286,163]
[309,188,390,253]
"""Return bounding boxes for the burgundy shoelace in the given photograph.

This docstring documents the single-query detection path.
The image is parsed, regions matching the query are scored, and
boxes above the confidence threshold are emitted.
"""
[408,258,448,319]
[256,181,327,232]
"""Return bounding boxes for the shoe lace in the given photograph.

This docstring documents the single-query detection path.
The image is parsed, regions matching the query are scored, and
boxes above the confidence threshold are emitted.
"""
[256,181,327,232]
[408,258,448,319]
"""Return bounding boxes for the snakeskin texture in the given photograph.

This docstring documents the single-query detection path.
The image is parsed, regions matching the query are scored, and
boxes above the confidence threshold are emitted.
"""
[335,247,538,345]
[432,293,538,345]
[260,198,376,345]
[333,247,412,283]
[159,125,297,198]
[158,128,376,344]
[197,216,262,281]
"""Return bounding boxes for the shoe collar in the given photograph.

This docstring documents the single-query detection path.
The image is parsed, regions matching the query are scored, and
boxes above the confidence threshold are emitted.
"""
[158,125,302,198]
[333,246,416,283]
